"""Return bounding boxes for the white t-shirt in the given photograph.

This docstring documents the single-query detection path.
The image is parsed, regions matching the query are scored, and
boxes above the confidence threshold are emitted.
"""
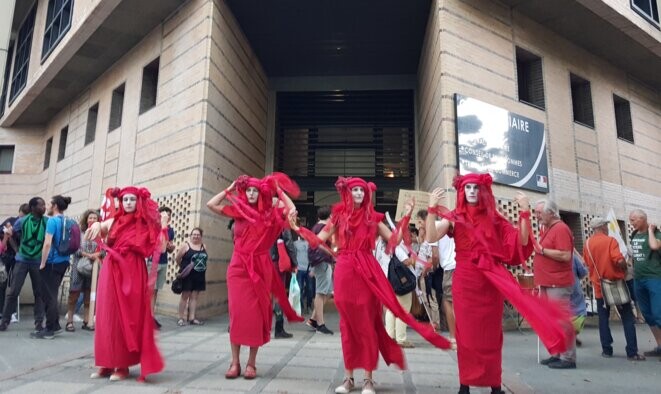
[438,235,456,271]
[374,238,391,276]
[395,242,424,277]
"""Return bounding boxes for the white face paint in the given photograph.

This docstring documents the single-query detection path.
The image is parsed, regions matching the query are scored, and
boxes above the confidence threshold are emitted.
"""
[464,183,479,205]
[351,186,365,205]
[122,194,137,213]
[246,187,259,204]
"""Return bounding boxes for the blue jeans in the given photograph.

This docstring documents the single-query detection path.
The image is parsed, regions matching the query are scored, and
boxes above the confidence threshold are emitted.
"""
[634,278,661,327]
[596,298,638,357]
[297,269,314,312]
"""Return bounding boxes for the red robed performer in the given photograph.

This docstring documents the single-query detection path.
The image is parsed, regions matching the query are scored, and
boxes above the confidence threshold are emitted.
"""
[86,186,165,382]
[426,173,573,394]
[290,177,452,394]
[207,172,304,380]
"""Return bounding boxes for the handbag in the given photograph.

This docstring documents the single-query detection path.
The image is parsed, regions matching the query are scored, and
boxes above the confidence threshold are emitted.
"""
[585,239,631,306]
[277,239,292,273]
[387,254,416,296]
[171,277,183,294]
[77,257,93,277]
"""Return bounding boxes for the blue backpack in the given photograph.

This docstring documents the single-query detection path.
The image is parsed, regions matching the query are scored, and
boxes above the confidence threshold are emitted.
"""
[56,217,81,256]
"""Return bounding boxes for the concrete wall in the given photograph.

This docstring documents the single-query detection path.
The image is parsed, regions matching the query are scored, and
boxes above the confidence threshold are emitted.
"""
[0,0,215,312]
[197,0,270,316]
[416,0,661,223]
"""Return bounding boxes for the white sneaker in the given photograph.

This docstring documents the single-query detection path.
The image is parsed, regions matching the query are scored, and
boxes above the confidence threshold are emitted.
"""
[10,313,18,323]
[361,379,376,394]
[335,377,355,393]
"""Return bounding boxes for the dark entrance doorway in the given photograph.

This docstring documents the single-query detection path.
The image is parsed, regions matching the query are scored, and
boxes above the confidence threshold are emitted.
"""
[275,90,415,225]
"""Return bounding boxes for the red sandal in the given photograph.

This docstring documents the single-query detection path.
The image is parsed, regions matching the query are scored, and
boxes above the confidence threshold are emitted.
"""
[244,364,256,380]
[225,363,241,379]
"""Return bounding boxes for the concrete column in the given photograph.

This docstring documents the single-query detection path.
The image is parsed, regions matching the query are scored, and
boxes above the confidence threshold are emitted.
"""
[0,0,16,101]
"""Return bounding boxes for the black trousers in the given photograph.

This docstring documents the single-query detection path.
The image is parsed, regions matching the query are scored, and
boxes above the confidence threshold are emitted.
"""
[1,261,45,325]
[40,263,68,331]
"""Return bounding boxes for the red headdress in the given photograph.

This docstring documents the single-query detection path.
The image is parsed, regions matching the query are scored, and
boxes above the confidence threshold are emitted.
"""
[332,177,380,248]
[453,173,497,217]
[225,172,300,223]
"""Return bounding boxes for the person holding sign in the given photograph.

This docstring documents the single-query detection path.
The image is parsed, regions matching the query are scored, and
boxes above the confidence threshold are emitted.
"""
[206,173,303,380]
[86,187,165,382]
[290,177,451,394]
[426,173,572,394]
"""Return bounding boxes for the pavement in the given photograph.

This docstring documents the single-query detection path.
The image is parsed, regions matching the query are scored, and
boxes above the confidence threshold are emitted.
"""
[0,311,659,393]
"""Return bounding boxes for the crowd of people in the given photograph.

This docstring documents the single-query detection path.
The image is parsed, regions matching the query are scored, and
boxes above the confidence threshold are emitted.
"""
[0,171,659,393]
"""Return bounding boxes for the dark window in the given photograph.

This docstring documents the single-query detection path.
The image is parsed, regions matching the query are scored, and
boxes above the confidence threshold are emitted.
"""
[44,137,53,169]
[85,103,98,145]
[516,47,545,109]
[9,6,36,104]
[42,0,74,61]
[109,83,125,130]
[570,74,594,128]
[139,58,160,114]
[0,42,14,118]
[613,95,634,143]
[57,126,68,161]
[631,0,660,25]
[0,146,15,174]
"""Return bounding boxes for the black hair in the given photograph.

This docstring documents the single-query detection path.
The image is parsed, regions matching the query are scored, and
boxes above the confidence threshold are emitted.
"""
[317,206,331,221]
[158,206,172,215]
[227,219,235,231]
[19,203,30,215]
[51,195,72,212]
[28,197,45,211]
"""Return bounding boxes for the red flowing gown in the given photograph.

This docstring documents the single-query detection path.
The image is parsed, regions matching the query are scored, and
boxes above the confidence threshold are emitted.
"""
[450,209,571,387]
[333,212,451,371]
[224,206,303,346]
[94,214,164,377]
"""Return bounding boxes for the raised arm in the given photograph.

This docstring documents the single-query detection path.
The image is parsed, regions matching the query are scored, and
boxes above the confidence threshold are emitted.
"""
[649,224,660,251]
[426,187,452,243]
[85,218,113,241]
[514,191,531,246]
[206,181,236,216]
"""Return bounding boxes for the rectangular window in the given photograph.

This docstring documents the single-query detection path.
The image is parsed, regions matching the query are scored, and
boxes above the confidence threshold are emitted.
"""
[109,83,125,130]
[570,73,594,128]
[516,47,545,109]
[139,58,160,114]
[85,103,98,145]
[631,0,660,26]
[0,42,14,118]
[57,126,68,161]
[44,137,53,170]
[9,6,37,104]
[42,0,74,61]
[613,95,634,143]
[0,146,15,174]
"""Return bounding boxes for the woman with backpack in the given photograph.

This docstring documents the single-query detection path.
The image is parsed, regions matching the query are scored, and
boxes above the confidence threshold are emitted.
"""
[33,195,75,339]
[65,209,101,332]
[175,227,208,326]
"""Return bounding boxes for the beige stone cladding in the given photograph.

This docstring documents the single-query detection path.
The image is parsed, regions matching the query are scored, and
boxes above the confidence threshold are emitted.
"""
[197,0,270,316]
[416,0,660,224]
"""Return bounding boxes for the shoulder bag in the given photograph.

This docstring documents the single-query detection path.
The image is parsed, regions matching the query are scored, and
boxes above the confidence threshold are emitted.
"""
[585,238,630,306]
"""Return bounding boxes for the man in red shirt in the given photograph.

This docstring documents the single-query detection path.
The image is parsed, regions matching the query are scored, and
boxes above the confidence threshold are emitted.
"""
[583,217,645,361]
[533,199,576,369]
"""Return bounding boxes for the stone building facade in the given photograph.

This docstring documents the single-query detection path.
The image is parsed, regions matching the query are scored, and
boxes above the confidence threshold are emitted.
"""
[0,0,659,316]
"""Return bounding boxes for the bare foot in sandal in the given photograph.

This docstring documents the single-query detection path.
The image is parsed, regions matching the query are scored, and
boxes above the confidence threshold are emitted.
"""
[189,319,204,325]
[65,322,75,332]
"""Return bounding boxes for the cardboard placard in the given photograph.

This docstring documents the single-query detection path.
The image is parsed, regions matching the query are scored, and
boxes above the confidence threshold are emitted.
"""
[394,189,430,221]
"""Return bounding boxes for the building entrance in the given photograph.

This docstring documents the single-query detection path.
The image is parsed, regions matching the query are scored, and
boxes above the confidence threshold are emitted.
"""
[275,90,415,224]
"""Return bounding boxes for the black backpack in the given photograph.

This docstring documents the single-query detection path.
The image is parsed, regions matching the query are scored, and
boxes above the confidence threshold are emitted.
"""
[387,254,416,296]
